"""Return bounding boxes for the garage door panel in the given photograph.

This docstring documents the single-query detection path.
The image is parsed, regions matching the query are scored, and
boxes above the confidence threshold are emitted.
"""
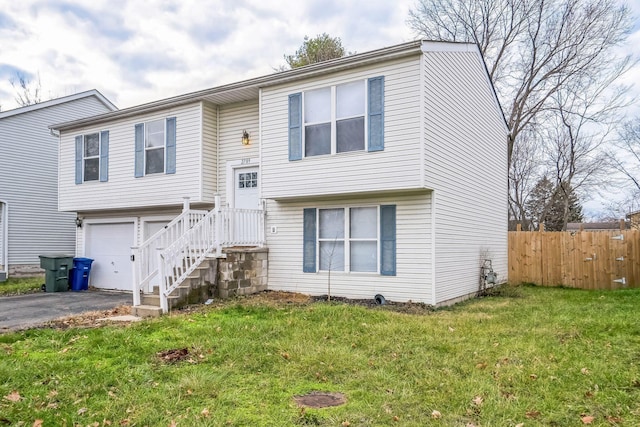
[85,222,134,291]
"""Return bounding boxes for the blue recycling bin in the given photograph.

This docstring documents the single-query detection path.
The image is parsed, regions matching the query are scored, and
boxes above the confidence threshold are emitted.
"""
[71,257,94,291]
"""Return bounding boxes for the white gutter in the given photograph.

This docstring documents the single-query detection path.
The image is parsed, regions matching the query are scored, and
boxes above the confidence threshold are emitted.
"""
[0,200,8,281]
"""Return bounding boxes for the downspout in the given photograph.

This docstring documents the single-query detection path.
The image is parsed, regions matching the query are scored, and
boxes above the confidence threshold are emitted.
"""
[216,106,220,201]
[0,200,8,280]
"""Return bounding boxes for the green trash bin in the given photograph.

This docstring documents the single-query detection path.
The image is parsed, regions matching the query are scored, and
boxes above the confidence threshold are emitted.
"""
[39,255,74,292]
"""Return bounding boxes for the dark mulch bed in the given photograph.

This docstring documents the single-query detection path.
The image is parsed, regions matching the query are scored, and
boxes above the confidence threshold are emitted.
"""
[310,294,435,315]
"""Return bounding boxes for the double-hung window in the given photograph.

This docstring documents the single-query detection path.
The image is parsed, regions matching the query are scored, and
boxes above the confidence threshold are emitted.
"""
[304,205,396,275]
[134,117,176,177]
[289,76,384,160]
[74,131,109,184]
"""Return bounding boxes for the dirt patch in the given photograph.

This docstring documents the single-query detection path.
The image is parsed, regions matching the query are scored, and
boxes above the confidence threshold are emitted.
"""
[294,392,347,408]
[45,305,133,330]
[157,348,191,364]
[310,295,435,315]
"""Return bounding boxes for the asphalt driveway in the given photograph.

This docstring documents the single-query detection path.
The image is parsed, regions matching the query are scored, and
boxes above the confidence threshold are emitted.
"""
[0,290,132,332]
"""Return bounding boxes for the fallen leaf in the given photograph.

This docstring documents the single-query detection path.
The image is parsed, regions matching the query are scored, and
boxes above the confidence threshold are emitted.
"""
[606,416,622,423]
[476,362,487,369]
[472,396,483,406]
[103,420,112,426]
[431,410,442,419]
[281,352,290,360]
[342,422,350,427]
[393,415,399,421]
[4,391,21,403]
[169,421,177,427]
[61,348,69,353]
[515,424,524,427]
[581,415,595,424]
[47,403,58,409]
[119,419,130,426]
[32,420,43,427]
[77,407,88,415]
[201,408,210,417]
[581,368,590,375]
[526,410,541,419]
[448,326,455,332]
[47,390,58,398]
[529,374,538,380]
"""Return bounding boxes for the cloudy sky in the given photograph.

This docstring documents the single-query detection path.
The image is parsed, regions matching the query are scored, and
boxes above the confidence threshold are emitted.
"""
[0,0,416,110]
[1,0,640,217]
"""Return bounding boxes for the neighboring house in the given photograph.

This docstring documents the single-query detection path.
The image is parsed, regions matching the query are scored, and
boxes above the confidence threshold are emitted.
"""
[567,222,628,232]
[0,91,117,281]
[51,40,508,311]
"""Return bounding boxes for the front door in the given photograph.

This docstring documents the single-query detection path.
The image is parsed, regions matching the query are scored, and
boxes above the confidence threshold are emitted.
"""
[143,220,170,289]
[234,166,259,209]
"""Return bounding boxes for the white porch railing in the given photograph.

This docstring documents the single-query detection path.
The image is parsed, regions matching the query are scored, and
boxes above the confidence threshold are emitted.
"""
[156,204,265,312]
[0,200,7,281]
[131,198,208,306]
[132,196,265,312]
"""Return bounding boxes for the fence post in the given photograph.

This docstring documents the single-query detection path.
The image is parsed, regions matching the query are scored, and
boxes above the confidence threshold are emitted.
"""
[131,246,140,306]
[214,194,222,255]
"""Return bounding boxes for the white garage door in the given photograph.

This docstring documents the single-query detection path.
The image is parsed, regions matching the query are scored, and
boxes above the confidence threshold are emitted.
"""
[85,222,135,291]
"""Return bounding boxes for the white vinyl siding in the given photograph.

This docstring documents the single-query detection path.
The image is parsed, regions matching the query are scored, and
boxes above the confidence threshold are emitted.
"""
[0,94,114,266]
[217,101,259,207]
[201,102,218,202]
[59,103,204,211]
[265,192,433,303]
[422,49,509,305]
[261,56,422,200]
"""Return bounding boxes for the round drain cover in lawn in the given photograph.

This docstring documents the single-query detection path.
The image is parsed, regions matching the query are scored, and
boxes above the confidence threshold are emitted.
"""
[294,392,346,408]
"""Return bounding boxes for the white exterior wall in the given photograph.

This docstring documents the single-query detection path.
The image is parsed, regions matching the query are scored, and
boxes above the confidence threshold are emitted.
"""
[217,101,259,207]
[201,102,218,203]
[265,192,433,303]
[59,102,206,212]
[261,56,422,200]
[0,95,113,266]
[422,49,509,304]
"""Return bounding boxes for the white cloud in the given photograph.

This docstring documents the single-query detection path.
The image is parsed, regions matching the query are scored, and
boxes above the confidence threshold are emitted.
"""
[0,0,416,110]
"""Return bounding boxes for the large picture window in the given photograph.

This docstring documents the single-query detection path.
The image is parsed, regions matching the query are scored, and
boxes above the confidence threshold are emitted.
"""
[289,76,384,161]
[303,80,365,157]
[305,205,395,274]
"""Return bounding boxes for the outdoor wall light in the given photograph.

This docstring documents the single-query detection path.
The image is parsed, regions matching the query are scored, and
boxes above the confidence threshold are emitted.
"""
[242,130,250,145]
[75,216,83,228]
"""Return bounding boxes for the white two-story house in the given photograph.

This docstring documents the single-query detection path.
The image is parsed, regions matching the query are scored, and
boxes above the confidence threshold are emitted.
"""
[52,40,508,312]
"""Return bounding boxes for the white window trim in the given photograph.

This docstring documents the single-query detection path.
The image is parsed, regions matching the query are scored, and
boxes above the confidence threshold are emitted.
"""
[144,119,166,175]
[302,79,368,157]
[82,132,101,182]
[317,205,380,273]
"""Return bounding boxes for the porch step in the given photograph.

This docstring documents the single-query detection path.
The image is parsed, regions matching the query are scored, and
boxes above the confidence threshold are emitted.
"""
[141,293,181,308]
[132,305,163,318]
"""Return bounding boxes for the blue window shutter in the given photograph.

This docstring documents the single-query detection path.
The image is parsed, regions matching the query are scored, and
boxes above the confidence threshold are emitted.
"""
[289,93,302,161]
[380,205,396,276]
[99,130,109,182]
[166,117,176,174]
[134,123,144,178]
[303,208,317,272]
[75,136,83,184]
[368,76,385,152]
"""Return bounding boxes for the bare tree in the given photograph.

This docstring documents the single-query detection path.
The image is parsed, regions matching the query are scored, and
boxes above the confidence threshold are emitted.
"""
[10,72,42,107]
[408,0,633,162]
[408,0,634,227]
[612,119,640,193]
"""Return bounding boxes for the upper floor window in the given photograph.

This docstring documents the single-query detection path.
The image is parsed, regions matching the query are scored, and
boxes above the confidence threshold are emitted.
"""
[75,131,109,184]
[289,76,384,161]
[145,119,165,174]
[134,117,176,177]
[304,81,366,156]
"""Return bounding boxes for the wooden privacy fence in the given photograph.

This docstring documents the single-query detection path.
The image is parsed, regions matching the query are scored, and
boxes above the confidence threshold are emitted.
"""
[509,227,640,289]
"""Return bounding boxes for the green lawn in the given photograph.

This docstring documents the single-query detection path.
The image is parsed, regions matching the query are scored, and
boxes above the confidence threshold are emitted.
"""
[0,286,639,426]
[0,276,44,296]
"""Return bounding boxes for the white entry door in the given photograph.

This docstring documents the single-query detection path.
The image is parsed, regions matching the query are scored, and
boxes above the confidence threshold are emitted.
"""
[234,166,259,209]
[85,222,135,291]
[143,220,170,289]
